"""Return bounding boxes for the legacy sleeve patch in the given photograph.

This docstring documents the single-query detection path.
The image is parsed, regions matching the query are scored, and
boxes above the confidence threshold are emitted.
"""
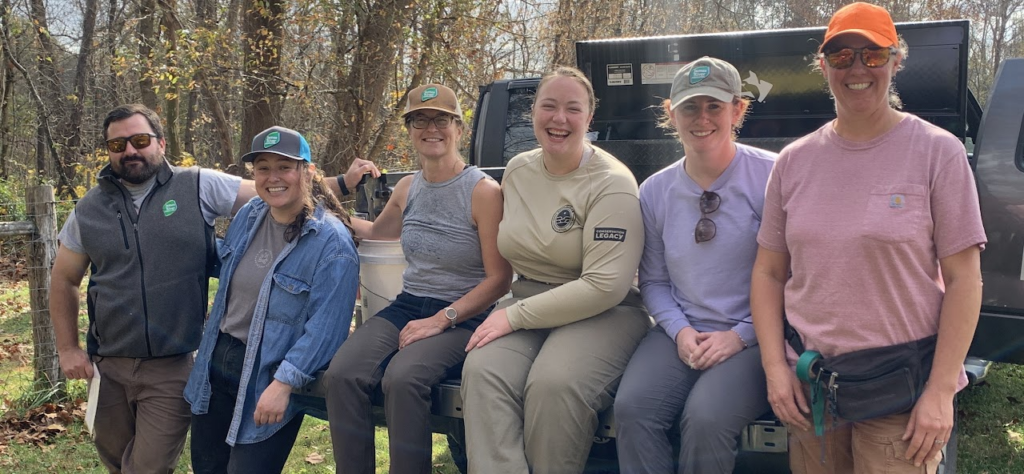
[594,227,627,242]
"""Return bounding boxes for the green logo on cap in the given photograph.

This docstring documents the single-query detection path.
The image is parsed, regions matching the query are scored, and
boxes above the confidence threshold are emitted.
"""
[162,200,177,217]
[263,131,280,148]
[421,87,438,101]
[689,66,710,84]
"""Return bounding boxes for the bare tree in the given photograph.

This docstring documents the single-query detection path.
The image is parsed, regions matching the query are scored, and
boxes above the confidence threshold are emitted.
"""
[238,0,285,167]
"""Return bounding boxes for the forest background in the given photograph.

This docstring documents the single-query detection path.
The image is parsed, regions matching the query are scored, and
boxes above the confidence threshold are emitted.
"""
[0,0,1020,191]
[0,0,1022,471]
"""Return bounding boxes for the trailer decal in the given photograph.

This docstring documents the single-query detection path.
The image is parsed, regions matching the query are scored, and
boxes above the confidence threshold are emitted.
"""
[606,64,634,86]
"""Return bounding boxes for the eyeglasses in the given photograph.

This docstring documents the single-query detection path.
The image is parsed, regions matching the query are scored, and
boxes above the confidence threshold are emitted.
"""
[105,133,158,153]
[695,191,720,243]
[406,115,457,130]
[823,46,897,69]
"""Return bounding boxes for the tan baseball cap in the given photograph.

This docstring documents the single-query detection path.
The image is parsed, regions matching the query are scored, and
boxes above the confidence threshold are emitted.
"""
[403,84,462,118]
[670,57,742,110]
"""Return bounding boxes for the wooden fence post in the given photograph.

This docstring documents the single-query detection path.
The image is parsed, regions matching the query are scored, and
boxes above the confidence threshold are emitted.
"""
[26,185,62,391]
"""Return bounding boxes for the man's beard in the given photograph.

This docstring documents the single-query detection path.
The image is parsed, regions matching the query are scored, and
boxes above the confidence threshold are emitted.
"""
[113,154,160,184]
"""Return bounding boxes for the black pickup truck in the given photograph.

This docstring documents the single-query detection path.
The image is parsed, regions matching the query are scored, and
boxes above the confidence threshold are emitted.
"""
[307,19,1024,473]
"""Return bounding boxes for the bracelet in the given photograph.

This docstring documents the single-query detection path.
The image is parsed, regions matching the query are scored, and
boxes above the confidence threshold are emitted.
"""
[336,175,351,196]
[730,329,749,348]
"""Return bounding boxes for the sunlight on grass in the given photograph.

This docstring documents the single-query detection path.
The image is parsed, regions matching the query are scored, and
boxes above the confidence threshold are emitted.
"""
[957,363,1024,473]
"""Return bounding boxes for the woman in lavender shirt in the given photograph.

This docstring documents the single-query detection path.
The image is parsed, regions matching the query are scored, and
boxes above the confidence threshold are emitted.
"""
[613,57,776,473]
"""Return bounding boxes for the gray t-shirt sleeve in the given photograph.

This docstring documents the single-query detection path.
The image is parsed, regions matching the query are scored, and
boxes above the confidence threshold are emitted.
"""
[199,169,243,225]
[57,209,86,254]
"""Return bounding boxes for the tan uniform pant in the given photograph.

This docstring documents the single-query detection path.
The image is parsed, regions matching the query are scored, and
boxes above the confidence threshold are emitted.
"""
[92,353,193,474]
[460,279,650,474]
[789,406,943,474]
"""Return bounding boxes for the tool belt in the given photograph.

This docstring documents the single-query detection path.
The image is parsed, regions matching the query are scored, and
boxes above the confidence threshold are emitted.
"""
[785,320,936,435]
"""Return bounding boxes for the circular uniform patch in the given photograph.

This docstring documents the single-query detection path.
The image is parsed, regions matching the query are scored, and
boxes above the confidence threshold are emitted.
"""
[551,205,577,233]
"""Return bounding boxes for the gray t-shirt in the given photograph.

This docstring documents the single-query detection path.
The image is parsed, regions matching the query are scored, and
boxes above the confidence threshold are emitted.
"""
[219,215,289,344]
[58,168,242,253]
[400,166,489,302]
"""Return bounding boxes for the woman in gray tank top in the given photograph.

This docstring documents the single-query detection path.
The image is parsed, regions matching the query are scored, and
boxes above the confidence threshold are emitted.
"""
[325,83,513,474]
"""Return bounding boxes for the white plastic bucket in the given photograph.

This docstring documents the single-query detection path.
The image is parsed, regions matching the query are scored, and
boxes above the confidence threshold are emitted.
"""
[358,239,407,321]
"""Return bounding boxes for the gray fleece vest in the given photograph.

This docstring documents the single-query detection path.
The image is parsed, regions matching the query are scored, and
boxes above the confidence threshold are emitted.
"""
[78,161,214,357]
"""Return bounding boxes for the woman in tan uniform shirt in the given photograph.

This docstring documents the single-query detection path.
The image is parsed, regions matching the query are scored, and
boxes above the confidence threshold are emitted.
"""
[460,66,651,473]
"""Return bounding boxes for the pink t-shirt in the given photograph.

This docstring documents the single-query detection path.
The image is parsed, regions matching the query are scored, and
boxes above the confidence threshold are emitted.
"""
[758,114,986,391]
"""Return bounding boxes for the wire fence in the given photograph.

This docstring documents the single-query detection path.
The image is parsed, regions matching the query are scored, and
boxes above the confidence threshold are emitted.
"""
[0,189,74,416]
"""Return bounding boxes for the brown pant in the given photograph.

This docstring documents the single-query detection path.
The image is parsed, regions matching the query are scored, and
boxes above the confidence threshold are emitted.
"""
[789,409,942,474]
[92,354,193,474]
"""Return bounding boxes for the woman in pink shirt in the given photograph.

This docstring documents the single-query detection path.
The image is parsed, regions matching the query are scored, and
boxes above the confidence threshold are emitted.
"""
[750,3,985,473]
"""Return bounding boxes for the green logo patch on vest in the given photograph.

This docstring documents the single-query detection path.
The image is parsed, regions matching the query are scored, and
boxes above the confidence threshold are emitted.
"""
[689,66,710,84]
[162,200,178,216]
[263,131,280,148]
[421,87,439,101]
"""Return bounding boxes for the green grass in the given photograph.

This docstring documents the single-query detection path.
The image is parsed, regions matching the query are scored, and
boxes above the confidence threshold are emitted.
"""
[1,279,1022,472]
[0,418,459,473]
[956,363,1024,473]
[0,279,459,473]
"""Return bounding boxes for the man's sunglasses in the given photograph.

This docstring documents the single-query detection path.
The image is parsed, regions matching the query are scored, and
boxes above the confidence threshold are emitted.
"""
[695,191,720,243]
[106,133,158,153]
[823,46,897,70]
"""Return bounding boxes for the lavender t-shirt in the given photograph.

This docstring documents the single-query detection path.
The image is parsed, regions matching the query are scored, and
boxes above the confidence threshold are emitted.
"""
[638,143,777,345]
[758,115,986,391]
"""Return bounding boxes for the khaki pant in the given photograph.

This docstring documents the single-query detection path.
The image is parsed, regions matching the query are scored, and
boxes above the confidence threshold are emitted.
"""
[789,408,942,474]
[92,353,193,474]
[460,279,650,474]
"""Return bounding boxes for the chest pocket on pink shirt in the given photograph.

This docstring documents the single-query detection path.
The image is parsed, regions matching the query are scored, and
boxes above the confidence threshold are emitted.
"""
[860,184,927,244]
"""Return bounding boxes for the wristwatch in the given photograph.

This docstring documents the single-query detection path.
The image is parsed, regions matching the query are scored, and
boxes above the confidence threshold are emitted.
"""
[444,307,458,329]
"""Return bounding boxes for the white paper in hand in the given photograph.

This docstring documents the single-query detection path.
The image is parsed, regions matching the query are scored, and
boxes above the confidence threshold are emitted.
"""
[85,362,100,438]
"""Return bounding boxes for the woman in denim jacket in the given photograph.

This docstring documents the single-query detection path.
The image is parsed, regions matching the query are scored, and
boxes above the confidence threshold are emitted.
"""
[184,126,359,473]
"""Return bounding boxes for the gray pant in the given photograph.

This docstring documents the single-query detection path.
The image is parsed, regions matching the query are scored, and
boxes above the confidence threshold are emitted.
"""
[613,326,769,474]
[325,316,472,474]
[461,279,651,474]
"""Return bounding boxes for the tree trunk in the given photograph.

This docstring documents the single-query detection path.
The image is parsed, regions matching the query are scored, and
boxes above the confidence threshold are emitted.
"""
[239,0,285,165]
[194,0,234,168]
[0,64,12,179]
[199,71,235,168]
[0,0,13,178]
[28,0,69,188]
[0,9,62,189]
[138,0,159,110]
[184,86,197,160]
[159,0,181,161]
[322,0,416,176]
[62,0,99,190]
[107,0,121,100]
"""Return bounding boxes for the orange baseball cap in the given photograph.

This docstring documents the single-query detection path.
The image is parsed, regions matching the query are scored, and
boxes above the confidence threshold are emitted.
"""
[820,2,898,52]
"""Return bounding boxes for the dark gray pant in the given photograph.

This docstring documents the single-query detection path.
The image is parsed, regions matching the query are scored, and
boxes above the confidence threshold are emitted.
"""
[325,315,472,474]
[614,326,770,474]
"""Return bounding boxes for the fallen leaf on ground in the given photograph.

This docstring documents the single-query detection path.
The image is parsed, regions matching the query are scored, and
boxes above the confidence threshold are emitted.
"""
[305,452,324,464]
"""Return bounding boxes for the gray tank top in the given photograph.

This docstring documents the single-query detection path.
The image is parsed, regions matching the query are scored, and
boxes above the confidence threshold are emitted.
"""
[401,165,489,302]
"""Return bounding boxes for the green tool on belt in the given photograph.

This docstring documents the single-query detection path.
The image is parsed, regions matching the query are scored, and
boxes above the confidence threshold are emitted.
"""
[796,350,826,436]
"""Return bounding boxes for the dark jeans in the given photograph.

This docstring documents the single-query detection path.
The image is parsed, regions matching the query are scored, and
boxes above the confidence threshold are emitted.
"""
[191,332,304,474]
